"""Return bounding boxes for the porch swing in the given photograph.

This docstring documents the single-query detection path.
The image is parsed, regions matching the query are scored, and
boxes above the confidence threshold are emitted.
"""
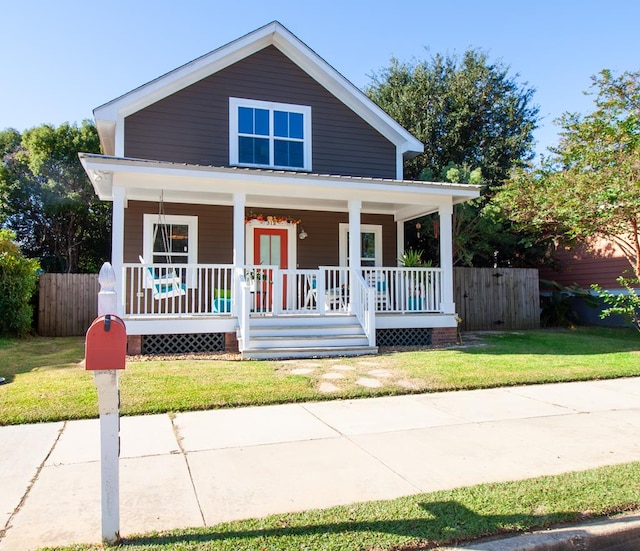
[139,192,187,300]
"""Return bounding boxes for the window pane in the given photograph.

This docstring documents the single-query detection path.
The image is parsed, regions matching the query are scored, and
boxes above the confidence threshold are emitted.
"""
[289,112,304,139]
[274,140,304,168]
[289,141,304,167]
[239,137,270,164]
[362,259,375,267]
[254,109,269,136]
[238,136,254,163]
[274,111,288,137]
[152,254,171,264]
[274,140,288,166]
[255,137,269,164]
[238,107,253,134]
[153,224,170,253]
[362,232,376,259]
[271,235,281,266]
[170,224,189,253]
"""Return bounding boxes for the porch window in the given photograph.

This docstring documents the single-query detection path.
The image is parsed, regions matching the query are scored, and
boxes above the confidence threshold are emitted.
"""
[229,97,311,171]
[339,224,382,267]
[142,214,198,284]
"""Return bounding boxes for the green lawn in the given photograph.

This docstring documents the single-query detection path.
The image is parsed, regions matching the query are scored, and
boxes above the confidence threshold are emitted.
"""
[1,327,639,425]
[42,462,640,551]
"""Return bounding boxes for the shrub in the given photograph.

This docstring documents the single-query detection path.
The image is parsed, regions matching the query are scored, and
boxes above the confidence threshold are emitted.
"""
[592,276,640,332]
[0,230,40,337]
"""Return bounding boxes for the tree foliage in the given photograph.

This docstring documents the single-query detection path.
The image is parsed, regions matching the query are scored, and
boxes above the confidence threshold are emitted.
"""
[366,49,541,266]
[366,49,539,183]
[0,229,40,337]
[491,69,640,278]
[593,277,640,331]
[0,121,110,273]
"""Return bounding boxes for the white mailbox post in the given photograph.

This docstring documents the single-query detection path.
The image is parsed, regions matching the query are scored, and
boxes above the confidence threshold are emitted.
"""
[85,262,127,543]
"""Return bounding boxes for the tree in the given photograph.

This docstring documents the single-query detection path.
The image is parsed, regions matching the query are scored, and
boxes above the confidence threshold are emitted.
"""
[366,49,539,183]
[491,69,640,279]
[0,229,40,337]
[0,121,110,273]
[366,49,541,266]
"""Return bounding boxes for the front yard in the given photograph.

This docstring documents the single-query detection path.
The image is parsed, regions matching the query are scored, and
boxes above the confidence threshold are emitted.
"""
[1,327,639,425]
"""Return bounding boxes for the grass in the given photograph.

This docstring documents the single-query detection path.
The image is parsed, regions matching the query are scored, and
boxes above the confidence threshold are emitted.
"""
[42,461,640,550]
[1,327,639,425]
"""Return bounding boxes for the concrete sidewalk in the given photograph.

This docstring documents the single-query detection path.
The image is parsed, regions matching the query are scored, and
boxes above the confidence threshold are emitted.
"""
[1,377,640,550]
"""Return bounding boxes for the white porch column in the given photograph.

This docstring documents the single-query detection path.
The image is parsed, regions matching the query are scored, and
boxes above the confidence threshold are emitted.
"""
[111,186,126,318]
[438,201,455,314]
[232,193,246,318]
[233,193,246,267]
[348,200,361,269]
[396,220,405,266]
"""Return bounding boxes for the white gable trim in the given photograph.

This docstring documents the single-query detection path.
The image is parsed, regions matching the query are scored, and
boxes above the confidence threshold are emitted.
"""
[94,21,423,159]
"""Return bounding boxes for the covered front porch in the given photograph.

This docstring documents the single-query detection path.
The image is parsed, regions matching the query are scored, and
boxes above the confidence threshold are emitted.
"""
[122,262,450,358]
[81,154,480,357]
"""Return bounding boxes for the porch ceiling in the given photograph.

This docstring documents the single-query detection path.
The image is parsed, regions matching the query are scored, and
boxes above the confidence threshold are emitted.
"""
[80,153,481,220]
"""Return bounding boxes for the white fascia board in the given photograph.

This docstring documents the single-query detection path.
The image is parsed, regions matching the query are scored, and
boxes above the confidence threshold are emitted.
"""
[93,22,423,157]
[80,155,480,207]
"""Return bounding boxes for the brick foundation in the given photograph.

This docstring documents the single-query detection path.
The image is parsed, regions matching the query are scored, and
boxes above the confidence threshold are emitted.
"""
[127,335,142,356]
[431,327,459,347]
[225,332,239,353]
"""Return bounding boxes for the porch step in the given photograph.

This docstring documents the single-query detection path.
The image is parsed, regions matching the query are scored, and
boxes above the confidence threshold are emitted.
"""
[240,314,376,359]
[249,333,370,349]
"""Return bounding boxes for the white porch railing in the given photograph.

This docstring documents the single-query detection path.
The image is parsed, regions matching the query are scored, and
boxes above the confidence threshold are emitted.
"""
[351,270,376,347]
[123,263,234,317]
[122,263,443,317]
[236,267,251,351]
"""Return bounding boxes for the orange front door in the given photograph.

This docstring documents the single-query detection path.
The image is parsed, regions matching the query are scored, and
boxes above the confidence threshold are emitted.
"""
[254,227,288,269]
[253,227,288,310]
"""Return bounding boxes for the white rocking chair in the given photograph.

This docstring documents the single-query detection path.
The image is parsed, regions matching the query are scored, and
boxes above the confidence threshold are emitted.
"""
[139,256,186,300]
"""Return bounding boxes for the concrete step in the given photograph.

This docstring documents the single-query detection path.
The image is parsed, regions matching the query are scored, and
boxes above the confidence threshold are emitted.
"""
[250,323,364,337]
[241,345,378,360]
[248,334,370,349]
[249,314,359,328]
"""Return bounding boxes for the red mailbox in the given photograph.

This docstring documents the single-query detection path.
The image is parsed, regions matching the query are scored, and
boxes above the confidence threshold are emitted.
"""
[85,314,127,370]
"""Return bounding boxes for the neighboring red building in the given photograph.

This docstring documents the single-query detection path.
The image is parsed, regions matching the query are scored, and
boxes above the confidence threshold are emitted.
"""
[539,237,634,291]
[539,237,636,327]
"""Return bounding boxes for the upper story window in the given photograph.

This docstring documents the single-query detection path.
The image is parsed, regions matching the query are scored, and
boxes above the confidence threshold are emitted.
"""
[229,98,312,171]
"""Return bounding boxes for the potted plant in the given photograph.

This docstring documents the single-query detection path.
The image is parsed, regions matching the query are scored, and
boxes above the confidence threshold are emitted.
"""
[398,249,432,310]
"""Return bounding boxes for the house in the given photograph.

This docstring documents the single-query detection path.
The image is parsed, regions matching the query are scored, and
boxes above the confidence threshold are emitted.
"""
[539,236,637,325]
[80,21,480,358]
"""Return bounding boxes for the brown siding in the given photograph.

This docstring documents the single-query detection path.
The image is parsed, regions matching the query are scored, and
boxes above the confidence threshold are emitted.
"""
[125,202,233,264]
[124,202,396,267]
[125,46,397,178]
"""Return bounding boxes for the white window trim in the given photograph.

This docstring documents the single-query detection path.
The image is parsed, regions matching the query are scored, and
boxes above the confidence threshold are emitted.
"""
[339,223,382,267]
[245,220,297,269]
[229,97,312,171]
[142,214,198,287]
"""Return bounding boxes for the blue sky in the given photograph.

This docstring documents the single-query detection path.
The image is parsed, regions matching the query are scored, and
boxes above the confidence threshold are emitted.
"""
[1,0,638,156]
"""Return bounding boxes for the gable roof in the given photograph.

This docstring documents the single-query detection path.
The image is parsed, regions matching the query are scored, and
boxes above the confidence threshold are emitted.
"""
[94,21,423,159]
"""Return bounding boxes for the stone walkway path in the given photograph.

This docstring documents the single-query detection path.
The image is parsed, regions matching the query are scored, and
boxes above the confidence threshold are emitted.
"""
[284,357,421,394]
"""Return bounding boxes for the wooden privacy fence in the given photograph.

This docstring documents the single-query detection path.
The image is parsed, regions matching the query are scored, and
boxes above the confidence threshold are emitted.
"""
[38,274,99,337]
[454,267,540,331]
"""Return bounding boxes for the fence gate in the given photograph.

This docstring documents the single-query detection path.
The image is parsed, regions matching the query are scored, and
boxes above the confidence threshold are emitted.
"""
[454,268,540,331]
[38,274,99,337]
